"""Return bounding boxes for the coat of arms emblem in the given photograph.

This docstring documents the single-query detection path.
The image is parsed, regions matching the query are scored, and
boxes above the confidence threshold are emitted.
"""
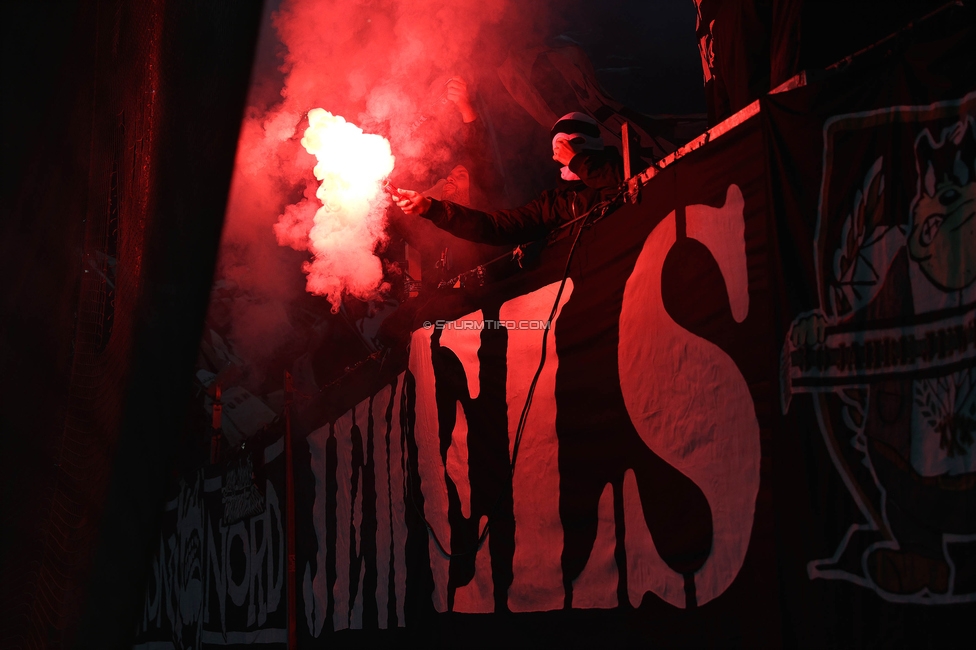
[782,93,976,603]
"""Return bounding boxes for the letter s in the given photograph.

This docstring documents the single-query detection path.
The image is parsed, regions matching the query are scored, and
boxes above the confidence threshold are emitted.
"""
[618,185,760,607]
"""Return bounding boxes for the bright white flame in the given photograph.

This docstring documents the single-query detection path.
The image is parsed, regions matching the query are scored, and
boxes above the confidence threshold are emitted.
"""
[284,108,395,311]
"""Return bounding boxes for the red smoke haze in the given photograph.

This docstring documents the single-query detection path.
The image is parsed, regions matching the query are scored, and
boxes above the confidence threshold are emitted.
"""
[217,0,551,381]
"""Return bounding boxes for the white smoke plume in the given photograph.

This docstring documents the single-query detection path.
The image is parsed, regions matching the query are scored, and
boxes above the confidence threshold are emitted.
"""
[280,109,395,311]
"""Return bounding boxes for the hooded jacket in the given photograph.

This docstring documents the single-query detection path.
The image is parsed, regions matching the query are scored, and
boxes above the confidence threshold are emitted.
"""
[420,148,627,246]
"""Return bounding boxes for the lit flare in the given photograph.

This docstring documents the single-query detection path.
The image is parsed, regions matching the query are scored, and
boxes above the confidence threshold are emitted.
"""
[295,108,395,311]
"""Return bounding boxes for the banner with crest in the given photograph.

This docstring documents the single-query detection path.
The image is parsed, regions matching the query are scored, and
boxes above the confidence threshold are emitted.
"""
[765,8,975,642]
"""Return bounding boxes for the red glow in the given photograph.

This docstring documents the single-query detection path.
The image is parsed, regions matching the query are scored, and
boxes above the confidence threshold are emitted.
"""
[219,0,531,366]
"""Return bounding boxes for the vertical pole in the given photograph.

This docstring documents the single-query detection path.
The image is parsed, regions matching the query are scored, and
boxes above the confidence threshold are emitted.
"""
[621,121,631,180]
[284,371,297,648]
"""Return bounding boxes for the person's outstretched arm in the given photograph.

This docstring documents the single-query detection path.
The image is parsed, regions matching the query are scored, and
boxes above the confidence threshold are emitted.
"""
[394,188,556,246]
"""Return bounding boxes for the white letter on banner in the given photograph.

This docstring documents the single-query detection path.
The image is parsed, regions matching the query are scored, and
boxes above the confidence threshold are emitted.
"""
[618,185,760,608]
[502,281,573,613]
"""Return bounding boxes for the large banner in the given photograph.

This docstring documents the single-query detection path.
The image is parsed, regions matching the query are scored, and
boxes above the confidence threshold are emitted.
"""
[292,113,782,646]
[289,9,974,647]
[139,8,974,647]
[765,9,975,645]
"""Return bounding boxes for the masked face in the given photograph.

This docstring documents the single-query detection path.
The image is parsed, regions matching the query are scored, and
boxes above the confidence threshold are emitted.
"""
[551,134,582,181]
[551,133,582,161]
